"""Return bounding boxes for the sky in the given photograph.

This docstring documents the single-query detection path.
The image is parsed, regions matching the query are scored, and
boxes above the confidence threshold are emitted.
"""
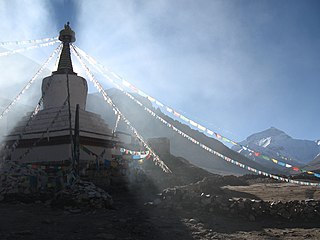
[0,0,319,142]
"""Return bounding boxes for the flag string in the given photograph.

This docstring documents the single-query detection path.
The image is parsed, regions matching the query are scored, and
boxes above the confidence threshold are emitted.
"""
[73,45,320,179]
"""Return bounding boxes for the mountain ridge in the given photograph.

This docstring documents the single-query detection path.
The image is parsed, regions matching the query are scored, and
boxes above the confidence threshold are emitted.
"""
[232,127,320,172]
[86,89,279,176]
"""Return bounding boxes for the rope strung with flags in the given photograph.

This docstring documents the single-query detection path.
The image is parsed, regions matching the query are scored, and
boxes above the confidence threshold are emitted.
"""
[71,45,171,174]
[0,40,59,57]
[73,45,320,179]
[0,36,58,46]
[0,44,62,121]
[72,46,320,185]
[120,147,150,160]
[101,85,320,185]
[80,145,150,161]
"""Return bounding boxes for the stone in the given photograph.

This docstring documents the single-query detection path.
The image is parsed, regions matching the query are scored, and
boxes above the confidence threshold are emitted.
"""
[188,218,197,224]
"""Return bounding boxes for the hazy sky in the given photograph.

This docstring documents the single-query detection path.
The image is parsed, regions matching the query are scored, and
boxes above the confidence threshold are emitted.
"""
[0,0,319,142]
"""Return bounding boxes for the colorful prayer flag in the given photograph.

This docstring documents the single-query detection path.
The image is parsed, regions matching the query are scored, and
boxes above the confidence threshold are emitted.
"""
[173,111,181,117]
[215,133,222,139]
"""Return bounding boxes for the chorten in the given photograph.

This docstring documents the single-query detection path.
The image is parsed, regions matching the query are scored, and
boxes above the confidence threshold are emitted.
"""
[5,23,121,165]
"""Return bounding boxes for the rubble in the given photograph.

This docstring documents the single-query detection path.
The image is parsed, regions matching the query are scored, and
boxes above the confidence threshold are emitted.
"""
[0,162,113,210]
[0,161,47,199]
[158,178,320,221]
[51,180,113,210]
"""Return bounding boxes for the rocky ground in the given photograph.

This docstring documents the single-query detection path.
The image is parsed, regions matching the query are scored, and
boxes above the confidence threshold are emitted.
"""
[1,155,320,239]
[0,175,320,240]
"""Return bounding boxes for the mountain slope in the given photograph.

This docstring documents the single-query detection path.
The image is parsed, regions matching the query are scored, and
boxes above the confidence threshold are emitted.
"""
[87,89,275,176]
[304,154,320,172]
[232,127,320,171]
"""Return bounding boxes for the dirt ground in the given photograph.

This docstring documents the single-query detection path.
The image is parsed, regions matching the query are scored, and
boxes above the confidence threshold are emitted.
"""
[223,182,320,202]
[1,180,320,240]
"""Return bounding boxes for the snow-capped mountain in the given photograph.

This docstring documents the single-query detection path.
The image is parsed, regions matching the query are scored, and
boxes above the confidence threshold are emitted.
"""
[233,127,320,167]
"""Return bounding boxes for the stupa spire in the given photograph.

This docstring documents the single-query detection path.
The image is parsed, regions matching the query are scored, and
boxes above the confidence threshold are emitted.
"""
[54,22,76,75]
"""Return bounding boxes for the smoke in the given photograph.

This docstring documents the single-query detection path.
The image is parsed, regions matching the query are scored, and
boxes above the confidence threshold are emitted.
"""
[73,0,320,140]
[0,0,57,137]
[0,0,318,143]
[73,1,270,139]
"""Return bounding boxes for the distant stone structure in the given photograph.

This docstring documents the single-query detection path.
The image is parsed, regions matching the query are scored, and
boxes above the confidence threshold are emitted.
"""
[147,137,170,155]
[4,24,122,165]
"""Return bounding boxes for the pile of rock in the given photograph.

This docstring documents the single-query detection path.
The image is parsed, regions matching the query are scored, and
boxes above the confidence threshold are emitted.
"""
[0,162,113,210]
[157,178,320,221]
[0,161,47,200]
[52,180,113,210]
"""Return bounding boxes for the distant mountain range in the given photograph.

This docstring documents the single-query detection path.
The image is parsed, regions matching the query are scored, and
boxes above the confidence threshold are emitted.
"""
[87,89,282,176]
[232,127,320,172]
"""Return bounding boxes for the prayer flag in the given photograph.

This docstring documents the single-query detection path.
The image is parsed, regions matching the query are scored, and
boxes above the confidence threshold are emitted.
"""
[138,90,148,98]
[207,129,214,135]
[189,120,198,127]
[173,111,180,117]
[314,173,320,178]
[215,133,222,139]
[222,137,231,143]
[147,96,155,102]
[166,107,173,113]
[180,115,189,122]
[198,124,206,131]
[155,101,164,107]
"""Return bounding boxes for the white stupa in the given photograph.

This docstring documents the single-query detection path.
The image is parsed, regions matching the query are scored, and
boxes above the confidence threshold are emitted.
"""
[5,23,121,165]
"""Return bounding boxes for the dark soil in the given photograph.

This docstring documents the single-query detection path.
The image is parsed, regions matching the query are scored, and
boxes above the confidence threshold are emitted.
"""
[1,154,320,240]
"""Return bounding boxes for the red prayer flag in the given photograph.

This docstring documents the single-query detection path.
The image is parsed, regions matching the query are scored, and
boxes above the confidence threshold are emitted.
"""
[173,111,180,117]
[215,133,222,139]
